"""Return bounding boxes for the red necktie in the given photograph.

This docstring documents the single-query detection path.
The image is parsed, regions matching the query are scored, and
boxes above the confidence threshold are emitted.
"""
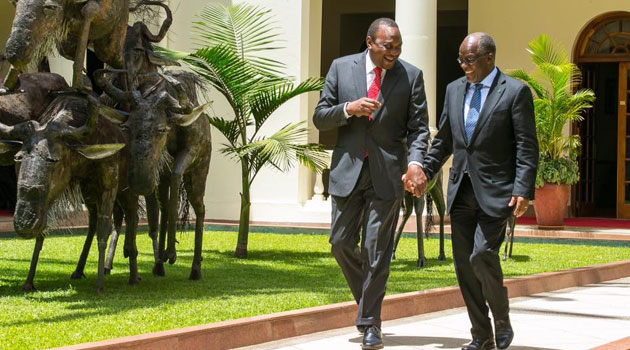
[367,67,382,121]
[365,67,382,158]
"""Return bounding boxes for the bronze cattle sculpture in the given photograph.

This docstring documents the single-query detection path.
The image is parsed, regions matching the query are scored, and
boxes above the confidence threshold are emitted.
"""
[0,92,126,292]
[96,68,212,280]
[99,1,181,277]
[101,0,173,276]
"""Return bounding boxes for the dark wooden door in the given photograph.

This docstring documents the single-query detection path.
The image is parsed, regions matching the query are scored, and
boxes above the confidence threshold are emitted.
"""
[573,64,597,216]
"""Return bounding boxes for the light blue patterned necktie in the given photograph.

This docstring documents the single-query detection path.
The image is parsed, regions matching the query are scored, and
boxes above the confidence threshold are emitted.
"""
[465,83,483,143]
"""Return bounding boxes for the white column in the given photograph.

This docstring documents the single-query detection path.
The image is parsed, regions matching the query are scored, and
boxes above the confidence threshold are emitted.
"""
[298,0,323,204]
[395,0,437,127]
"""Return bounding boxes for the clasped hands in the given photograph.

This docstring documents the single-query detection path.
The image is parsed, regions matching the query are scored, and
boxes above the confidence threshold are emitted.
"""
[348,98,427,196]
[401,165,530,218]
[401,164,427,198]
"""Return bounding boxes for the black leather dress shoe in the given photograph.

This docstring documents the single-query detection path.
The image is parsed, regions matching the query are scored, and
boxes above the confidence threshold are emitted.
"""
[357,325,367,334]
[495,320,514,349]
[362,325,384,349]
[461,338,495,350]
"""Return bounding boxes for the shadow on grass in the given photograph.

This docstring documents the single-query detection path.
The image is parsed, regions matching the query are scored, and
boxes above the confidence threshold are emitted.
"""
[0,236,463,328]
[0,255,346,326]
[0,234,347,327]
[505,254,531,262]
[390,257,454,270]
[212,249,332,262]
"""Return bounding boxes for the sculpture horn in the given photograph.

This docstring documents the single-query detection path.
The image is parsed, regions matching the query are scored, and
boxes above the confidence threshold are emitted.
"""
[54,94,100,141]
[0,119,37,140]
[131,1,172,43]
[94,68,136,105]
[0,121,14,138]
[169,101,213,127]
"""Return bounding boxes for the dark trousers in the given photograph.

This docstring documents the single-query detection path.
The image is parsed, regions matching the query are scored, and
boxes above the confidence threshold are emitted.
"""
[330,160,401,327]
[450,175,510,340]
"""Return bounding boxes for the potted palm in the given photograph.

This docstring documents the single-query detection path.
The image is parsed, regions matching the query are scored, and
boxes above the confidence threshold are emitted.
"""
[510,34,594,228]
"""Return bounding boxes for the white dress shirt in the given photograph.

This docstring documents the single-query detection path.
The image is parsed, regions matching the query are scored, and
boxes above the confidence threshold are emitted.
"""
[343,51,387,118]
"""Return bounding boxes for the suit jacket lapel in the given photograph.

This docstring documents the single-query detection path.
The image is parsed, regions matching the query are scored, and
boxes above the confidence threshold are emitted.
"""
[379,60,402,103]
[455,77,467,143]
[372,60,403,121]
[468,70,507,144]
[352,53,367,99]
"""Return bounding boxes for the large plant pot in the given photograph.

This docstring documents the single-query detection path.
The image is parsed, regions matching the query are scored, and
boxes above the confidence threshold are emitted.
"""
[534,183,571,229]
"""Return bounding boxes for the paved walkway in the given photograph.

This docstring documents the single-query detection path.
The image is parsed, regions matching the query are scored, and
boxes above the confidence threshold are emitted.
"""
[236,277,630,350]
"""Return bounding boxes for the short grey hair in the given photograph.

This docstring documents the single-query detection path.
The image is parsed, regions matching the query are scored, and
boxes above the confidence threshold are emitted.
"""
[478,33,496,55]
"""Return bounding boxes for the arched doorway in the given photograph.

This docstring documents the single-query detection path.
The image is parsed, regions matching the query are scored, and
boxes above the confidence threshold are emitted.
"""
[572,12,630,218]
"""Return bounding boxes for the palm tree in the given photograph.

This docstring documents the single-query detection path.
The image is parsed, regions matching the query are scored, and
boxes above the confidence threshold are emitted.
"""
[161,4,328,258]
[509,34,595,188]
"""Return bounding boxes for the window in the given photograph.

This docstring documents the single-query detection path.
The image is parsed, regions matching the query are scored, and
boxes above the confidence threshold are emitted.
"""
[576,13,630,62]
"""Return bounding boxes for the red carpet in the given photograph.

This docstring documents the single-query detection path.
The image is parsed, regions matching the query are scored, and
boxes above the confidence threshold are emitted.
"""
[0,209,12,217]
[517,216,630,229]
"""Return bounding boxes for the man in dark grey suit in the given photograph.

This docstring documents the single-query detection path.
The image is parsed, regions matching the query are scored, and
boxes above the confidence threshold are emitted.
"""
[418,33,538,350]
[313,18,430,350]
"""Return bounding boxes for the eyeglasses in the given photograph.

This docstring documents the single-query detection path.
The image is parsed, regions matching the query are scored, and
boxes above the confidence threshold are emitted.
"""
[457,53,489,65]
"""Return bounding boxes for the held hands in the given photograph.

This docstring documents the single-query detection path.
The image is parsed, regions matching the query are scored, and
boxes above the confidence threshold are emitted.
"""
[346,97,382,116]
[401,164,428,198]
[509,196,529,217]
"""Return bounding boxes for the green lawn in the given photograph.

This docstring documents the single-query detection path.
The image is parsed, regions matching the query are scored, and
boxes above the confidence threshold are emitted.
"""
[0,228,628,350]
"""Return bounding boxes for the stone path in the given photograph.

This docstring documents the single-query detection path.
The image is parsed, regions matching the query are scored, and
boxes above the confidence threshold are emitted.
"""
[235,277,630,350]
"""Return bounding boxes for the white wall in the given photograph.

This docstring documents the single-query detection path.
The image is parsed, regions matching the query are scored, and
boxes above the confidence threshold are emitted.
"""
[469,0,629,73]
[167,0,325,222]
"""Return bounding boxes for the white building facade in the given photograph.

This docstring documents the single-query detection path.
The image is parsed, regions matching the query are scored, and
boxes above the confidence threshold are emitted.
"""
[2,0,630,222]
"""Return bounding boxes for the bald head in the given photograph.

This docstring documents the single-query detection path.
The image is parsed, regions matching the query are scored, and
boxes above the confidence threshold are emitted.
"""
[463,32,496,55]
[458,32,496,83]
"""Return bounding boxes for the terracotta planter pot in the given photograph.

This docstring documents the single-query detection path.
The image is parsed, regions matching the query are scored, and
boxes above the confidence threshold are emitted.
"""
[534,183,571,229]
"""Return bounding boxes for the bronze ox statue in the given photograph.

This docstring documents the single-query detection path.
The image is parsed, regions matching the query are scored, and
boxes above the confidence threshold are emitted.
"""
[0,89,154,292]
[96,68,212,280]
[100,1,174,276]
[3,0,130,90]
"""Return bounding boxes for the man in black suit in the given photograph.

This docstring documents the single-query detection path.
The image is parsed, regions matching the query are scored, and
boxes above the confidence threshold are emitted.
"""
[313,18,430,350]
[417,33,538,350]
